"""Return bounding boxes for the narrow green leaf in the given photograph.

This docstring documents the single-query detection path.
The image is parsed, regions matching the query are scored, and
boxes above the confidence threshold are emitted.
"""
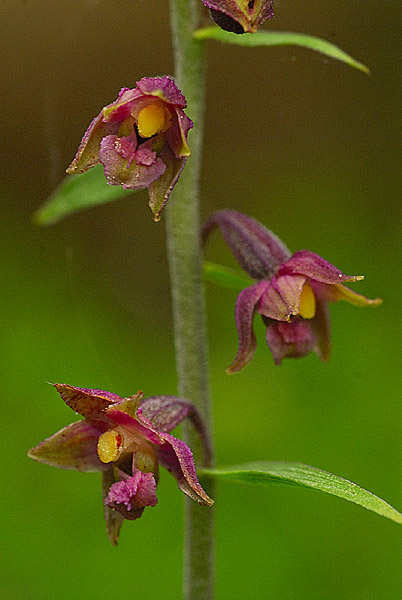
[203,261,252,291]
[194,28,369,74]
[200,462,402,524]
[34,165,134,226]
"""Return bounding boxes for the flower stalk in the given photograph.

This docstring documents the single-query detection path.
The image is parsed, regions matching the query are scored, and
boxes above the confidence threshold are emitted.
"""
[167,0,215,598]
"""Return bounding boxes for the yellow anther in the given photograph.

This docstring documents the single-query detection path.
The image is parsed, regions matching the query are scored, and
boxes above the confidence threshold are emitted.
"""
[137,104,166,138]
[97,430,124,464]
[299,282,316,319]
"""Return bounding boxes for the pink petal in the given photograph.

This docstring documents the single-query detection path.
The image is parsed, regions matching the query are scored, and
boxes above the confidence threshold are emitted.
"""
[101,87,143,123]
[227,280,269,373]
[136,76,187,107]
[27,419,110,472]
[105,402,162,445]
[258,274,306,321]
[54,383,122,418]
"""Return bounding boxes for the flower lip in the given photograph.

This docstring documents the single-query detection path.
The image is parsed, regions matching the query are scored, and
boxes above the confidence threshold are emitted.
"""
[66,76,192,221]
[203,210,382,371]
[28,384,214,541]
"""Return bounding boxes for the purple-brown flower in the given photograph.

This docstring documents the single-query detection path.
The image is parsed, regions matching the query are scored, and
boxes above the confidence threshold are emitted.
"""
[66,76,193,221]
[28,384,213,544]
[203,210,382,372]
[202,0,274,34]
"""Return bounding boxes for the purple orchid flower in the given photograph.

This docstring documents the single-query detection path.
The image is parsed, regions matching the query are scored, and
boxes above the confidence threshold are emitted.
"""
[28,384,213,544]
[66,76,193,221]
[202,0,274,34]
[202,210,382,372]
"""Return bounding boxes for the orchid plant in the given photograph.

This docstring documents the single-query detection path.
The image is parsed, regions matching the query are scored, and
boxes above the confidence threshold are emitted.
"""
[29,1,401,599]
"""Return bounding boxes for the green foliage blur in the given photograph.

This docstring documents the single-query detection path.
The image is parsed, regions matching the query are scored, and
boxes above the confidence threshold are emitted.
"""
[1,1,401,598]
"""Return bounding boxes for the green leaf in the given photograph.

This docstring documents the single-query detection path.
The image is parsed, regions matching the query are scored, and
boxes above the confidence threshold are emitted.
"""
[34,165,135,226]
[200,462,402,524]
[203,261,252,291]
[194,28,370,74]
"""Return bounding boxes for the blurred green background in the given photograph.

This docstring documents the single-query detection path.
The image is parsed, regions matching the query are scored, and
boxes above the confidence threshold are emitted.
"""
[1,1,401,598]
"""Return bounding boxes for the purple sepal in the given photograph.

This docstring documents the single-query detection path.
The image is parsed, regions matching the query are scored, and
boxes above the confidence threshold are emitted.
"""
[102,467,124,545]
[140,396,194,432]
[279,250,363,284]
[202,210,290,280]
[137,410,214,506]
[27,419,110,472]
[54,383,122,418]
[148,146,187,221]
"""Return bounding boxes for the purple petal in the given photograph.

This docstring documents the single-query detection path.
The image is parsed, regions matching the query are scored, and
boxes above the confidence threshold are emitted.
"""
[101,86,143,123]
[105,470,158,520]
[105,404,162,446]
[66,112,120,174]
[202,210,291,280]
[227,280,269,373]
[257,274,306,321]
[156,434,214,505]
[99,135,166,189]
[279,250,364,284]
[265,319,316,365]
[136,76,187,107]
[54,383,122,418]
[27,419,110,472]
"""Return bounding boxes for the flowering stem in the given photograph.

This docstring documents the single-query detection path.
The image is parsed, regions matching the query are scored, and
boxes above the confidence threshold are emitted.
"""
[167,0,215,599]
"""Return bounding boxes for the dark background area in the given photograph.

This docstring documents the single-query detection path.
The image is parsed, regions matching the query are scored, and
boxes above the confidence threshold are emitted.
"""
[1,1,401,598]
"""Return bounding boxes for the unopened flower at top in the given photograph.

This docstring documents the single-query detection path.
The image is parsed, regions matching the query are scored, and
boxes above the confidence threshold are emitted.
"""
[28,384,213,544]
[202,0,274,34]
[66,76,193,221]
[202,210,382,372]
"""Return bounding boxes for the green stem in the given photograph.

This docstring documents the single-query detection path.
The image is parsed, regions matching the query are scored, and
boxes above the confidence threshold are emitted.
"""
[167,1,215,599]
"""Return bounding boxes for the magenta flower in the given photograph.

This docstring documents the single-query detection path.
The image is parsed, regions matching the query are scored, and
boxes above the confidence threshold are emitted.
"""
[66,76,193,221]
[28,384,213,544]
[202,0,274,34]
[203,210,382,372]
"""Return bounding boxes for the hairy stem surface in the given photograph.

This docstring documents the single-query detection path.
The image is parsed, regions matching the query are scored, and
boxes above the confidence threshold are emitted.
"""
[167,1,215,599]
